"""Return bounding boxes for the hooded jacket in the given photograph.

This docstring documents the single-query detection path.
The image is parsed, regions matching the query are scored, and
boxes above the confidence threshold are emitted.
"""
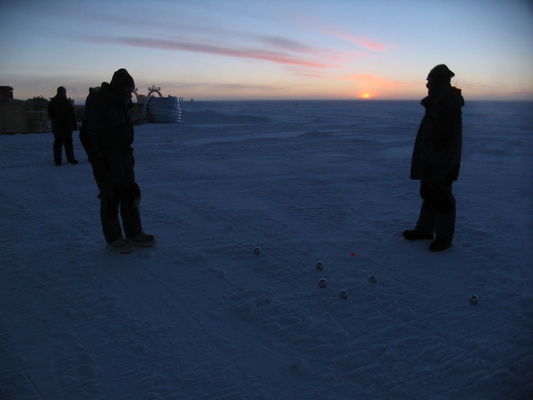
[83,82,135,197]
[410,84,464,184]
[83,82,134,158]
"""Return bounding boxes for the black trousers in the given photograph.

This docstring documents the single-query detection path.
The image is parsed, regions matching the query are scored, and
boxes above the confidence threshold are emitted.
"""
[416,181,456,243]
[100,195,142,243]
[92,152,143,243]
[53,132,76,162]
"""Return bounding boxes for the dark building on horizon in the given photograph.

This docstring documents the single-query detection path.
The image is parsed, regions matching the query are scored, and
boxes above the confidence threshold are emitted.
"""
[0,86,14,102]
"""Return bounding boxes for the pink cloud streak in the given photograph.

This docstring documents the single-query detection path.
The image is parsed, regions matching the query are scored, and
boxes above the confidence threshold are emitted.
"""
[82,35,338,69]
[331,32,388,52]
[295,15,390,52]
[317,30,389,52]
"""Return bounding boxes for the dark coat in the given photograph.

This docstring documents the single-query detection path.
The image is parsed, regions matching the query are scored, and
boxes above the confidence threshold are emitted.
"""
[410,85,464,184]
[83,83,135,197]
[48,95,77,136]
[83,83,134,157]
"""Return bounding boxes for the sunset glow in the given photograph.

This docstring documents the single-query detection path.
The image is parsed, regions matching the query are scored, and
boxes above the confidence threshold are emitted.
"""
[1,0,532,102]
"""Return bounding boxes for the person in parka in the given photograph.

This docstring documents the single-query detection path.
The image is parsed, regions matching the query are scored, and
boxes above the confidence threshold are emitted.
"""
[82,69,155,253]
[403,64,464,252]
[48,86,78,165]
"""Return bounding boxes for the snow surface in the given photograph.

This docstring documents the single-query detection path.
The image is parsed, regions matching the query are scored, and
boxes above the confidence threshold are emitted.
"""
[1,100,532,400]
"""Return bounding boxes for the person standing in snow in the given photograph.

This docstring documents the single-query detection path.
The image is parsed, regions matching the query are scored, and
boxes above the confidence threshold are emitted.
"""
[48,86,78,166]
[82,69,155,253]
[403,64,464,252]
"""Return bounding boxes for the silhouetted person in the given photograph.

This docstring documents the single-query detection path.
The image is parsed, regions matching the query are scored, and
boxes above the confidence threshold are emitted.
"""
[82,69,155,253]
[48,86,78,165]
[403,64,464,251]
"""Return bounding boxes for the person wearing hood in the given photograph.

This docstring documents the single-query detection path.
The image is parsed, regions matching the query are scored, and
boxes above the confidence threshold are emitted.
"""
[82,69,155,253]
[48,86,78,165]
[403,64,464,252]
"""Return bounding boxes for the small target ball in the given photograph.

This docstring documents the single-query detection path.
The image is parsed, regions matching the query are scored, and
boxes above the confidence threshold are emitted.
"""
[318,278,328,288]
[253,247,262,255]
[368,275,377,283]
[469,295,479,305]
[315,262,324,270]
[339,290,349,299]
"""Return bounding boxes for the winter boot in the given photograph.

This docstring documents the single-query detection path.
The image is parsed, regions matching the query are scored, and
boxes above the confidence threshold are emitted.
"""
[106,237,132,254]
[429,239,452,252]
[128,232,156,247]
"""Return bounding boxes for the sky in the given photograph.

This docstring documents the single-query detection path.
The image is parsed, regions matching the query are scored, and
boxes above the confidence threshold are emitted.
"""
[1,0,533,103]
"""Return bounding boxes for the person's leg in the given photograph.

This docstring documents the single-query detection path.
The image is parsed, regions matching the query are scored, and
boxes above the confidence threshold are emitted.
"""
[53,134,63,165]
[120,182,155,246]
[404,181,436,240]
[433,184,456,247]
[100,196,123,243]
[415,199,437,236]
[121,197,143,239]
[64,134,78,164]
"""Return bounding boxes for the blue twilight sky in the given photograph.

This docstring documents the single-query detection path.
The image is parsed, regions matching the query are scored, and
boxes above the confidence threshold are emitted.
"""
[1,0,532,103]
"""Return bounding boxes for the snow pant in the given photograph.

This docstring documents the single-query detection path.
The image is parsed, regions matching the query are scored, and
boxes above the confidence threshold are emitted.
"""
[91,150,143,243]
[100,194,142,243]
[415,181,456,244]
[53,131,76,163]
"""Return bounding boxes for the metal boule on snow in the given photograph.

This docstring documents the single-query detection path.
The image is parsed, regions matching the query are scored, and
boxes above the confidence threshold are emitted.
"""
[339,290,349,299]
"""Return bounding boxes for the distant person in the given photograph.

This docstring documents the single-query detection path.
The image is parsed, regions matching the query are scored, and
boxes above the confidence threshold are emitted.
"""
[82,69,155,253]
[48,86,78,165]
[403,64,464,252]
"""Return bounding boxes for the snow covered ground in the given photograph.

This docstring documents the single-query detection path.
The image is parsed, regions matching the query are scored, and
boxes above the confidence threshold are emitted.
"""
[1,100,532,400]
